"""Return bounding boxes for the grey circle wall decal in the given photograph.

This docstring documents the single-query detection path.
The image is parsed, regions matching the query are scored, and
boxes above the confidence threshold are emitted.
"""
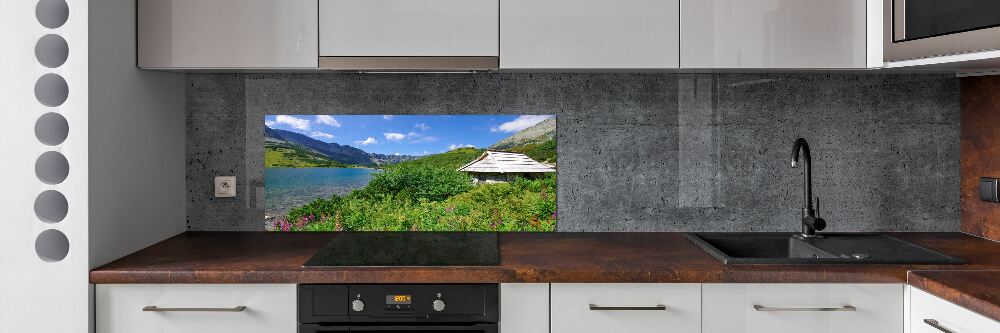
[35,151,69,185]
[34,190,68,223]
[35,112,69,145]
[36,0,69,29]
[34,73,69,107]
[35,229,69,262]
[35,34,69,68]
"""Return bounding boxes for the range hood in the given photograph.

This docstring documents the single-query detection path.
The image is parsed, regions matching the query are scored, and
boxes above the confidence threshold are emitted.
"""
[318,56,499,72]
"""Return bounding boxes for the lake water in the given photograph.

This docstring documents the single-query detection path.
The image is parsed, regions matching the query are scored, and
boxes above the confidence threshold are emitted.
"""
[264,167,381,217]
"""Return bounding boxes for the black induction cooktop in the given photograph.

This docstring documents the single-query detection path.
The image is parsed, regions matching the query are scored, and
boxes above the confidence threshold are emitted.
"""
[303,232,499,266]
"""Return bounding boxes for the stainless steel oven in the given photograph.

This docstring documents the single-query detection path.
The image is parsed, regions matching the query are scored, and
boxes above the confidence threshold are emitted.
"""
[885,0,1000,61]
[299,284,499,333]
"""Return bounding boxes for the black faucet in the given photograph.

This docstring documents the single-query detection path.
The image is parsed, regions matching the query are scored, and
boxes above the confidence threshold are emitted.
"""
[791,138,826,237]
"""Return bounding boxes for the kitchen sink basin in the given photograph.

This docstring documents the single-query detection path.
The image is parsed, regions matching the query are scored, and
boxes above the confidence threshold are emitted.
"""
[687,233,965,265]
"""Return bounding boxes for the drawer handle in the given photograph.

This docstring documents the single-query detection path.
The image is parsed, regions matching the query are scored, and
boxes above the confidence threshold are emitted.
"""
[142,306,247,312]
[923,319,954,333]
[589,304,667,311]
[753,305,856,312]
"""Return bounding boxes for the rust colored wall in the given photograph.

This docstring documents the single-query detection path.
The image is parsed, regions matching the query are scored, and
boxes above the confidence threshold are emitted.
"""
[961,76,1000,241]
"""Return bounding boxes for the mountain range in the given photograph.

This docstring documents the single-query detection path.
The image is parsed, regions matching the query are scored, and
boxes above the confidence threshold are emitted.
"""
[265,117,557,167]
[265,127,416,167]
[489,117,556,150]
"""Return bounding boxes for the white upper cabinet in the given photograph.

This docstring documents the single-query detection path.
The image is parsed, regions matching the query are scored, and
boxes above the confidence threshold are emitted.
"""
[500,0,680,69]
[319,0,499,57]
[133,0,883,70]
[681,0,877,69]
[138,0,318,69]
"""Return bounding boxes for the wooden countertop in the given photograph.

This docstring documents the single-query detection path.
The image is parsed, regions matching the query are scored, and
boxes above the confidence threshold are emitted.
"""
[90,232,1000,284]
[908,270,1000,322]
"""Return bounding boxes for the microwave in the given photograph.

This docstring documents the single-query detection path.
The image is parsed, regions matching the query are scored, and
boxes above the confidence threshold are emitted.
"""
[884,0,1000,62]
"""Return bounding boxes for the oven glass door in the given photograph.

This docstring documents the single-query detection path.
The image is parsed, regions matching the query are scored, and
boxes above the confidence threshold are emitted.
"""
[898,0,1000,41]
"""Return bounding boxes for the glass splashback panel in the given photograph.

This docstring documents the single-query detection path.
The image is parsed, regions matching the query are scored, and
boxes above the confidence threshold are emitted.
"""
[264,115,556,232]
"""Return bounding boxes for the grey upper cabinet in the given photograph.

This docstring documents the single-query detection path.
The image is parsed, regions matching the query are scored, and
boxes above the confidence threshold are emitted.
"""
[138,0,318,69]
[134,0,883,70]
[681,0,879,69]
[317,0,500,71]
[501,0,680,69]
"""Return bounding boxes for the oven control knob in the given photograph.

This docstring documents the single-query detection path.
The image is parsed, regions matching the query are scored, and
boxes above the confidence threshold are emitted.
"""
[432,299,446,312]
[351,299,365,312]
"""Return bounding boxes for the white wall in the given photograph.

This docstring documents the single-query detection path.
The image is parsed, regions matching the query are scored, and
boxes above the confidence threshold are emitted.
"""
[0,0,90,331]
[88,0,187,270]
[1,0,185,331]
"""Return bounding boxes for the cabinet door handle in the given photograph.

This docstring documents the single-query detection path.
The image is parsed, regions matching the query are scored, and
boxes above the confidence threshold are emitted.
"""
[588,304,667,311]
[753,305,856,312]
[923,319,954,333]
[142,306,247,312]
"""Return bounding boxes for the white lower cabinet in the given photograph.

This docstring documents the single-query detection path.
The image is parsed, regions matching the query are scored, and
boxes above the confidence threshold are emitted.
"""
[95,284,296,333]
[702,283,904,333]
[500,283,549,333]
[96,282,1000,333]
[910,287,1000,333]
[551,283,701,333]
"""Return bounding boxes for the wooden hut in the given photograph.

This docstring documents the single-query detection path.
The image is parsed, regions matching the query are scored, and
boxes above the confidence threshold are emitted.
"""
[457,151,555,183]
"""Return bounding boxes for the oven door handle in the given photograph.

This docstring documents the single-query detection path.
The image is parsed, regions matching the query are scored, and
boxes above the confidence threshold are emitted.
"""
[300,323,497,333]
[348,324,497,332]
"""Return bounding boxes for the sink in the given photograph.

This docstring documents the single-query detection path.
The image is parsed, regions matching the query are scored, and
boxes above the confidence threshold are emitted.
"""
[687,233,966,265]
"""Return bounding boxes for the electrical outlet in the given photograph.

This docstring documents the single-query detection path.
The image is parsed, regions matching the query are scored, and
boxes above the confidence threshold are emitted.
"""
[215,176,236,198]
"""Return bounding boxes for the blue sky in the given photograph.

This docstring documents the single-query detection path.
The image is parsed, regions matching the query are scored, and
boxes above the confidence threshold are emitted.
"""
[264,115,554,156]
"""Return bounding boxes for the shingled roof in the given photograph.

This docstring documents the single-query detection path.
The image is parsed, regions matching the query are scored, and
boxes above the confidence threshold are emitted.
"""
[457,151,556,173]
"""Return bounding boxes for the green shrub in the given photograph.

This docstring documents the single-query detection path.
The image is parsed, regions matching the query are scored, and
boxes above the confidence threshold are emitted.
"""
[278,171,556,232]
[357,164,473,203]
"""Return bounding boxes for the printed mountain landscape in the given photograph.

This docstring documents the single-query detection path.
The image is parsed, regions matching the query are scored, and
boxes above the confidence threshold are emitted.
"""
[265,126,417,167]
[264,115,556,232]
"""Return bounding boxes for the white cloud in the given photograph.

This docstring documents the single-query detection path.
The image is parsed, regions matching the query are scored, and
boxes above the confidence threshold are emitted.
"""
[265,120,276,127]
[409,135,438,143]
[383,132,407,142]
[382,115,395,120]
[448,144,475,150]
[309,131,335,141]
[355,137,377,145]
[394,153,401,156]
[490,115,553,133]
[314,115,341,127]
[271,115,311,130]
[414,123,430,131]
[382,131,437,143]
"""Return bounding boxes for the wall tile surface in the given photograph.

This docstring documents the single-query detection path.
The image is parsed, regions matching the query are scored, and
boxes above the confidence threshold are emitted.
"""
[186,73,960,232]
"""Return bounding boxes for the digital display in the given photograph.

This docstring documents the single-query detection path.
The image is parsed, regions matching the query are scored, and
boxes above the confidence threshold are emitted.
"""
[386,295,412,305]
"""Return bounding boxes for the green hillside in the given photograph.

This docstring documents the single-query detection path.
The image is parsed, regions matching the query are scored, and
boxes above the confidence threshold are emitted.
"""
[507,139,556,165]
[394,147,485,170]
[265,143,353,168]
